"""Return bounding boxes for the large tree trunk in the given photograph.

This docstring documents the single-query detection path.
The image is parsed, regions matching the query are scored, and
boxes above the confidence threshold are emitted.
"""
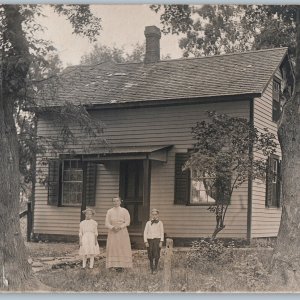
[0,5,49,291]
[270,7,300,290]
[0,96,32,290]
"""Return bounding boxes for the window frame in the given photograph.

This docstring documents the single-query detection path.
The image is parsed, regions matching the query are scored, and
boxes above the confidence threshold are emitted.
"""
[272,78,281,123]
[266,154,282,208]
[174,152,232,206]
[61,159,83,207]
[188,169,218,206]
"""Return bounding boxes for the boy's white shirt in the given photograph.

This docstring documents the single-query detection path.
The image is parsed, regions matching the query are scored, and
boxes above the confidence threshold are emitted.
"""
[143,220,164,243]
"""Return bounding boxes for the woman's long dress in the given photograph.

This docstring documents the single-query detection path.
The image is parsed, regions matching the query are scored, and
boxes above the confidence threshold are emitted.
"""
[79,219,100,256]
[105,206,133,268]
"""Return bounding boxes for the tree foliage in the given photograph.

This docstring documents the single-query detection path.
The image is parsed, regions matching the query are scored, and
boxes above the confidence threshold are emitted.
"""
[185,111,277,238]
[80,43,146,65]
[0,4,103,290]
[151,5,297,58]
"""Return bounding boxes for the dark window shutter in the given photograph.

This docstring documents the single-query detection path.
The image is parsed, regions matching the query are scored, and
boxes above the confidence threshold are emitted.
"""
[174,153,190,204]
[119,161,126,201]
[273,80,280,101]
[265,157,272,207]
[277,160,282,208]
[216,176,231,205]
[86,163,97,207]
[272,79,281,122]
[48,159,61,206]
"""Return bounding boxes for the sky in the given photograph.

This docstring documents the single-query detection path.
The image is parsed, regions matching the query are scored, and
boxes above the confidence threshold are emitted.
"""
[38,5,184,67]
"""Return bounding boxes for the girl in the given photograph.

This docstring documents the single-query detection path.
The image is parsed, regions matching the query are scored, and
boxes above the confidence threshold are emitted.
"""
[79,208,100,269]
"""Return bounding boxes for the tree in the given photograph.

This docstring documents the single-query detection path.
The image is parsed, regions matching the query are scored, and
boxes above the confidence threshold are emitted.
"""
[150,5,296,58]
[17,53,64,203]
[80,42,145,65]
[185,111,277,238]
[0,4,102,290]
[270,7,300,290]
[81,42,172,65]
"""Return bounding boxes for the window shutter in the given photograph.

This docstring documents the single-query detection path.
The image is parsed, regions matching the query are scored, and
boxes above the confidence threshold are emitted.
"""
[86,163,97,207]
[48,159,61,206]
[273,80,280,101]
[119,161,126,201]
[216,176,231,205]
[277,160,282,208]
[265,157,272,207]
[174,153,190,204]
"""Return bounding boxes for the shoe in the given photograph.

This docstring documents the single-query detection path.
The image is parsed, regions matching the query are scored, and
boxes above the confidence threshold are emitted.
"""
[115,267,124,272]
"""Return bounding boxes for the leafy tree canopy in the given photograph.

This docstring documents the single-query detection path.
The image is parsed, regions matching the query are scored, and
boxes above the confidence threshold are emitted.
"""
[80,43,172,65]
[151,5,297,58]
[80,43,145,64]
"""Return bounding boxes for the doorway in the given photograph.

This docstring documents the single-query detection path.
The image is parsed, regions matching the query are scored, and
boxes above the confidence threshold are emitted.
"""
[119,160,144,232]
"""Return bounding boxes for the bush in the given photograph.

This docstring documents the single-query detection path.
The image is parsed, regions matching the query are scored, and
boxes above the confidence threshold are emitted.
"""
[186,239,235,269]
[232,252,270,291]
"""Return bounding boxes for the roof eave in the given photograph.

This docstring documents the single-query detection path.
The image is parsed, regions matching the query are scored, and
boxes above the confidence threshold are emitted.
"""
[260,48,291,95]
[34,93,261,113]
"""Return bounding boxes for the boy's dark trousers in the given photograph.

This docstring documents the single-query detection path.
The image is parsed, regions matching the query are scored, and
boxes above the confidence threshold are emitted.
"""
[147,238,161,272]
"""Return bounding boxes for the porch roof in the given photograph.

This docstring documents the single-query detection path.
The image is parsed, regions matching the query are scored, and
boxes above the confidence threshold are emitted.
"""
[80,145,173,162]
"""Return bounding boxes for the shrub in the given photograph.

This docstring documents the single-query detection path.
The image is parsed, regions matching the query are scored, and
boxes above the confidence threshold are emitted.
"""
[186,239,235,269]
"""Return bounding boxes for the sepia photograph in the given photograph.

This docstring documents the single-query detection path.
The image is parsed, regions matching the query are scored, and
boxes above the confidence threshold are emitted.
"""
[0,3,299,293]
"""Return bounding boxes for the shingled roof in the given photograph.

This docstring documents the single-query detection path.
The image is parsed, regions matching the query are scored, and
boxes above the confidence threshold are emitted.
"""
[38,47,288,107]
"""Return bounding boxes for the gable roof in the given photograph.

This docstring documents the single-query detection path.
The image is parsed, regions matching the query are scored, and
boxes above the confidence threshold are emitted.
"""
[38,47,288,108]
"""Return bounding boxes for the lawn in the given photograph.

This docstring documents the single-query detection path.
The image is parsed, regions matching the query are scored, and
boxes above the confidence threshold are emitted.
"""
[38,250,273,292]
[20,217,275,292]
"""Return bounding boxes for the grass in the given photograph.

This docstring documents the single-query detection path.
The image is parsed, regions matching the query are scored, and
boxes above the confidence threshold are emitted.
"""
[33,248,273,292]
[20,218,274,292]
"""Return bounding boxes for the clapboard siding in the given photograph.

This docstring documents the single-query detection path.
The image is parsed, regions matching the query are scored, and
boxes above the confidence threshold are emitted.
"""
[251,68,282,238]
[34,100,249,238]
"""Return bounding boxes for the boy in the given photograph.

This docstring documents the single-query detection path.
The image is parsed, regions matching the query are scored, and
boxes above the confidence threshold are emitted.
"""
[143,208,164,274]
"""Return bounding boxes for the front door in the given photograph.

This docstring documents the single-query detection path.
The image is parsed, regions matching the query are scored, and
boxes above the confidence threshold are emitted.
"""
[119,160,144,232]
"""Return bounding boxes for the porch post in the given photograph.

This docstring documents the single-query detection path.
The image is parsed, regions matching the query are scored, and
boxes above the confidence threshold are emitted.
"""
[80,161,88,221]
[142,158,151,232]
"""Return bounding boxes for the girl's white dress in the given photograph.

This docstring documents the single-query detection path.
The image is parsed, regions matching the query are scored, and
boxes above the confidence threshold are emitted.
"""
[79,219,100,256]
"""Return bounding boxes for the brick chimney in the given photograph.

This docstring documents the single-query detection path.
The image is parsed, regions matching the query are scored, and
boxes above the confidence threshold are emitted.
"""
[144,26,161,64]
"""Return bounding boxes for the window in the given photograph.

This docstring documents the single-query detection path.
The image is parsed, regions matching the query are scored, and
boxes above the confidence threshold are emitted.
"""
[62,160,83,206]
[174,153,231,206]
[190,169,217,204]
[48,159,97,207]
[272,79,281,122]
[266,155,282,207]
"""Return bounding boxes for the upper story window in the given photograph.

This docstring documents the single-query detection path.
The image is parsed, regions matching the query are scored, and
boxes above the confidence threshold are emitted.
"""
[272,79,281,122]
[266,154,282,208]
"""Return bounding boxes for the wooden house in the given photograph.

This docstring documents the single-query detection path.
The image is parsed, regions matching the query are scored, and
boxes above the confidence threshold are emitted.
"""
[32,26,294,245]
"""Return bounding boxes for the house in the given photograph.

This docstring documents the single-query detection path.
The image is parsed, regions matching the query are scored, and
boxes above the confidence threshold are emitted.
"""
[32,26,294,245]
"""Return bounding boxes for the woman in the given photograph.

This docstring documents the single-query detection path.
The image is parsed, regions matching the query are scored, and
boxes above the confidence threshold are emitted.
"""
[105,196,133,271]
